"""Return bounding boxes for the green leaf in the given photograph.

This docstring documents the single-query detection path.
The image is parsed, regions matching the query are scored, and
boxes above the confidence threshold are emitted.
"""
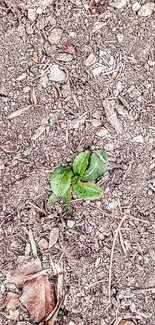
[73,181,102,200]
[83,150,108,181]
[50,167,73,197]
[73,151,90,176]
[47,193,56,206]
[64,187,72,211]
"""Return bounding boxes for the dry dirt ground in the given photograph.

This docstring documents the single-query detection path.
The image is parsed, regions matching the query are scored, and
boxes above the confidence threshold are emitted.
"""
[0,0,155,324]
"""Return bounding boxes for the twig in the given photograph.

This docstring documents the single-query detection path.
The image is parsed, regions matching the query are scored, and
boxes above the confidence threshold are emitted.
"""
[28,229,38,258]
[133,287,155,293]
[108,215,126,301]
[119,230,126,255]
[29,202,46,215]
[25,269,50,282]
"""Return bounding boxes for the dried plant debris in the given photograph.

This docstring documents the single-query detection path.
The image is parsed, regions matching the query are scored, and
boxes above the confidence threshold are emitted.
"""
[2,260,63,324]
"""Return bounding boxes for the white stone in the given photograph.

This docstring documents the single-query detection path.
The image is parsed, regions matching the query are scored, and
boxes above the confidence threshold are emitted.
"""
[67,220,75,228]
[27,8,37,22]
[133,135,144,144]
[92,65,104,77]
[109,0,127,9]
[84,53,96,67]
[16,73,27,81]
[138,2,154,16]
[91,119,101,127]
[69,31,77,38]
[92,22,106,33]
[96,127,108,138]
[48,28,63,45]
[57,53,73,62]
[23,86,30,93]
[0,159,4,170]
[132,2,141,12]
[49,65,66,82]
[40,74,49,88]
[117,33,124,43]
[148,60,155,67]
[36,7,43,15]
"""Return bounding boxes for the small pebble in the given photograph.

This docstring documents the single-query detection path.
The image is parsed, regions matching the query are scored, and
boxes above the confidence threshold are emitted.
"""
[57,53,73,62]
[67,220,75,228]
[48,28,63,45]
[0,159,4,170]
[36,7,43,15]
[133,135,144,144]
[132,2,141,12]
[106,200,118,211]
[91,119,101,127]
[92,65,104,77]
[96,127,108,138]
[49,65,66,82]
[23,86,30,93]
[27,8,37,22]
[40,75,48,88]
[16,73,27,81]
[69,31,77,38]
[109,0,127,9]
[84,53,96,67]
[38,238,48,253]
[138,2,154,16]
[117,33,124,43]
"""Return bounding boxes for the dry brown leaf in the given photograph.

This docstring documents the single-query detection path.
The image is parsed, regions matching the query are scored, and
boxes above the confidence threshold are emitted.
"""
[1,142,19,153]
[49,228,59,249]
[31,52,38,63]
[117,321,135,325]
[63,43,76,54]
[20,275,56,322]
[9,259,42,286]
[1,292,20,320]
[30,86,37,105]
[8,105,32,119]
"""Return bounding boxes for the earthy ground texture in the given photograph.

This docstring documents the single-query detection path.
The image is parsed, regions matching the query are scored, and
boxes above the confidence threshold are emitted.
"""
[0,0,155,324]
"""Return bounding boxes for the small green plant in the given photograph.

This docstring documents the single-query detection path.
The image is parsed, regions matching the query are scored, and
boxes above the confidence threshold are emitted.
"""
[48,150,108,210]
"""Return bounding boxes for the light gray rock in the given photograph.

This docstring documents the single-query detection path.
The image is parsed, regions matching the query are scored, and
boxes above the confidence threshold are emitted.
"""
[132,2,141,12]
[49,65,66,82]
[138,2,154,16]
[109,0,127,9]
[48,28,63,45]
[27,8,37,22]
[57,53,73,62]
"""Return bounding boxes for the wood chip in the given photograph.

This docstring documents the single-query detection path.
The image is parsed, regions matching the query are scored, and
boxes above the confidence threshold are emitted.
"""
[8,105,32,119]
[31,125,45,140]
[49,228,59,249]
[102,99,122,134]
[30,86,37,105]
[92,21,106,33]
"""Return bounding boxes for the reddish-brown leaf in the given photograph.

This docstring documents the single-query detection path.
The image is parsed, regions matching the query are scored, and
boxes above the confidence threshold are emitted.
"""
[9,260,42,286]
[20,275,56,322]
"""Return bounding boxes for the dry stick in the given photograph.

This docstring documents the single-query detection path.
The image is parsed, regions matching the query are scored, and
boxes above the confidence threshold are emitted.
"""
[108,215,126,302]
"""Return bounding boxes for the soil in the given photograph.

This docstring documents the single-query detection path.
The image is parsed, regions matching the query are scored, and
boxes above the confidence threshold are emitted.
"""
[0,0,155,324]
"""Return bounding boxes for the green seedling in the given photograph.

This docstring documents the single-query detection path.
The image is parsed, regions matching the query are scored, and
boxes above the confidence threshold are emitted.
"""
[48,150,108,210]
